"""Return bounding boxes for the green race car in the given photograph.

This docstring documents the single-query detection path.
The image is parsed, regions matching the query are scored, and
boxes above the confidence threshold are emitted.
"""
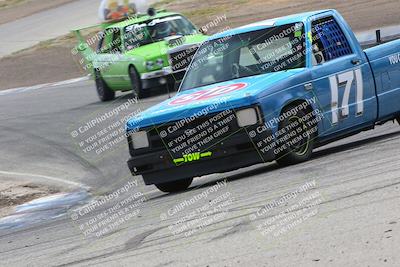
[73,9,207,101]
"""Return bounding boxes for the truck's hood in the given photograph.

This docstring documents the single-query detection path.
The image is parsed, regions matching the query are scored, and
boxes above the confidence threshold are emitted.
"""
[126,70,302,131]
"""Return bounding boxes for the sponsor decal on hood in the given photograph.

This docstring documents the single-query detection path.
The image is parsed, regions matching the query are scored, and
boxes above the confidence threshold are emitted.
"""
[169,82,248,106]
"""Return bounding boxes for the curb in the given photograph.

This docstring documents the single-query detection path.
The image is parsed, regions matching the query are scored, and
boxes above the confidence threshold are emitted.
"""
[0,76,90,96]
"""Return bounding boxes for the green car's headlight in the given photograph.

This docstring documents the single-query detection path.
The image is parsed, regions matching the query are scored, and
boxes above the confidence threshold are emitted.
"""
[145,61,155,70]
[156,58,164,67]
[145,59,164,70]
[130,131,149,149]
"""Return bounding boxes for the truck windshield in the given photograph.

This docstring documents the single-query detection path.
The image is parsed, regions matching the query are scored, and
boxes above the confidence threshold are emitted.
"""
[124,16,197,50]
[180,23,305,91]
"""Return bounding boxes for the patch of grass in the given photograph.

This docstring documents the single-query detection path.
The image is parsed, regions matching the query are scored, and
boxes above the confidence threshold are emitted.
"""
[8,32,76,57]
[182,6,227,19]
[8,26,101,57]
[151,0,176,9]
[0,0,29,10]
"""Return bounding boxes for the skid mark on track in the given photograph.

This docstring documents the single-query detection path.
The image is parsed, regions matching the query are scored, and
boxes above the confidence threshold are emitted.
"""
[123,227,164,250]
[55,227,163,266]
[57,179,400,265]
[209,221,248,242]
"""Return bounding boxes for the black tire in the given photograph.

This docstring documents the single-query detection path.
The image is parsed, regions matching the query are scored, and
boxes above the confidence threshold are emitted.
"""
[129,66,146,99]
[276,105,316,166]
[95,69,115,102]
[396,117,400,125]
[155,178,193,193]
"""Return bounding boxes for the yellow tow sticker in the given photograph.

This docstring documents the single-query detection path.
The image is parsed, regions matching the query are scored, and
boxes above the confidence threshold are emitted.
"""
[173,152,213,164]
[308,31,313,43]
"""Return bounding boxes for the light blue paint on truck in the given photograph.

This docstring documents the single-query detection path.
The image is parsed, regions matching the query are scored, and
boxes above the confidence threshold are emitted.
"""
[126,9,400,193]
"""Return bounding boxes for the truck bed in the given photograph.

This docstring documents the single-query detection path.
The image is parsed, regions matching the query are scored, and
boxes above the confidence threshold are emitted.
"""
[363,37,400,121]
[360,34,400,49]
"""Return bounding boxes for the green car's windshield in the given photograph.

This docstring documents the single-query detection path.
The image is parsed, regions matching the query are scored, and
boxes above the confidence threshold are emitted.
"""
[124,15,197,50]
[180,23,305,91]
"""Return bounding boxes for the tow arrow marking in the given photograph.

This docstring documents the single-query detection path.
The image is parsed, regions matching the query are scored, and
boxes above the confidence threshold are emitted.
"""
[173,151,213,164]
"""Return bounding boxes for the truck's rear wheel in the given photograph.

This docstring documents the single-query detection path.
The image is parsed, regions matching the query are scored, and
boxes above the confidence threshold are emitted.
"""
[95,69,115,102]
[276,105,316,166]
[129,66,146,99]
[155,178,193,193]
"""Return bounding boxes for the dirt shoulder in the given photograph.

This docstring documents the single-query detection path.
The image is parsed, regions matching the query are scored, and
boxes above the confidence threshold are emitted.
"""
[0,33,86,90]
[1,0,399,90]
[166,0,400,33]
[0,0,78,25]
[0,179,59,218]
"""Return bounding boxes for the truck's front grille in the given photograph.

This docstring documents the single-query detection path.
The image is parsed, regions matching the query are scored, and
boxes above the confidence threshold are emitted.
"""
[146,110,239,157]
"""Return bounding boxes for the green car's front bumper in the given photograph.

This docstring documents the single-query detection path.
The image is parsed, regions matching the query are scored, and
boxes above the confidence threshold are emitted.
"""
[141,67,185,90]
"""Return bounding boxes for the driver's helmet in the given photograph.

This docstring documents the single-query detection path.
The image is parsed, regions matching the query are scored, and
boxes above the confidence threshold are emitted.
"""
[156,22,172,37]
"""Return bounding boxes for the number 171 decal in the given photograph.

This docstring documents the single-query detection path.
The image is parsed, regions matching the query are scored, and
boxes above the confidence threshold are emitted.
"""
[329,69,364,124]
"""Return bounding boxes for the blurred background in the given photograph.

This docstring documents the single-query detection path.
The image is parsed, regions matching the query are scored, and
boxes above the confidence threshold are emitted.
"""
[0,0,399,90]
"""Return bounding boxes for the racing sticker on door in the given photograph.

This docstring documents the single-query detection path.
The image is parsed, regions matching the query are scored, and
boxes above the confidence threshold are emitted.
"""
[169,82,248,106]
[329,68,363,124]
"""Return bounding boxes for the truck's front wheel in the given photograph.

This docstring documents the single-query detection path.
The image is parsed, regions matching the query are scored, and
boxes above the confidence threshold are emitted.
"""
[276,105,316,166]
[155,178,193,193]
[95,69,115,102]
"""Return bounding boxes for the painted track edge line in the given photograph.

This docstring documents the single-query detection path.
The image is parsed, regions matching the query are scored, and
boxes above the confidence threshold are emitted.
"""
[0,170,90,191]
[0,76,90,96]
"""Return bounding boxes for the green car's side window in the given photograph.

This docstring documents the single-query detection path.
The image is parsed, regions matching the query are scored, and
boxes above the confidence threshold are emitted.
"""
[97,28,122,54]
[110,29,122,53]
[96,32,106,53]
[98,30,112,54]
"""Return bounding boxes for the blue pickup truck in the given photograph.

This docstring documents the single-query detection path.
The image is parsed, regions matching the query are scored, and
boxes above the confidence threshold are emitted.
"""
[126,9,400,193]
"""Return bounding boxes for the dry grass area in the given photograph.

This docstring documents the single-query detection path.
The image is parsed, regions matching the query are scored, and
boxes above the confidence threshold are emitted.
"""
[160,0,400,33]
[1,0,399,90]
[0,33,86,90]
[0,0,77,25]
[0,0,29,9]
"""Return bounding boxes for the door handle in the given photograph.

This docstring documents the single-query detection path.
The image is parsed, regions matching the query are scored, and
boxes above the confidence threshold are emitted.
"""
[351,59,361,65]
[304,83,313,91]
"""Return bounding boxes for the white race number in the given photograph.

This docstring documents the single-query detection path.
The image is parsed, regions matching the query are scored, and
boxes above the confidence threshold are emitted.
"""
[329,69,364,124]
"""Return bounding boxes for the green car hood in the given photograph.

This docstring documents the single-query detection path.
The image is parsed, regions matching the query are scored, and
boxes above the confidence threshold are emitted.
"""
[125,34,206,60]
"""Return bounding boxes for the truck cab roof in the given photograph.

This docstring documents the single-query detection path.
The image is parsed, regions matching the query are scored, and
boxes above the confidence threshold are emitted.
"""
[209,9,334,40]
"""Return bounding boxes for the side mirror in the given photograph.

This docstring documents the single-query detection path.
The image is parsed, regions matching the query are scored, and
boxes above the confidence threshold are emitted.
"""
[315,54,324,65]
[199,28,206,35]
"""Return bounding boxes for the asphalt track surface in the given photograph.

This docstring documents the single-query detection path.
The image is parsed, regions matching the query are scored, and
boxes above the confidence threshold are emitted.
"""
[0,0,100,57]
[0,79,399,266]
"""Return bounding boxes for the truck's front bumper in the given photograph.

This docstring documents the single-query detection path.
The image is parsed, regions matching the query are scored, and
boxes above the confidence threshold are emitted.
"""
[127,129,275,185]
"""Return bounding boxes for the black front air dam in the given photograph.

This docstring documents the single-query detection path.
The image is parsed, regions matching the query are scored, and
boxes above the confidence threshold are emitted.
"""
[127,129,275,185]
